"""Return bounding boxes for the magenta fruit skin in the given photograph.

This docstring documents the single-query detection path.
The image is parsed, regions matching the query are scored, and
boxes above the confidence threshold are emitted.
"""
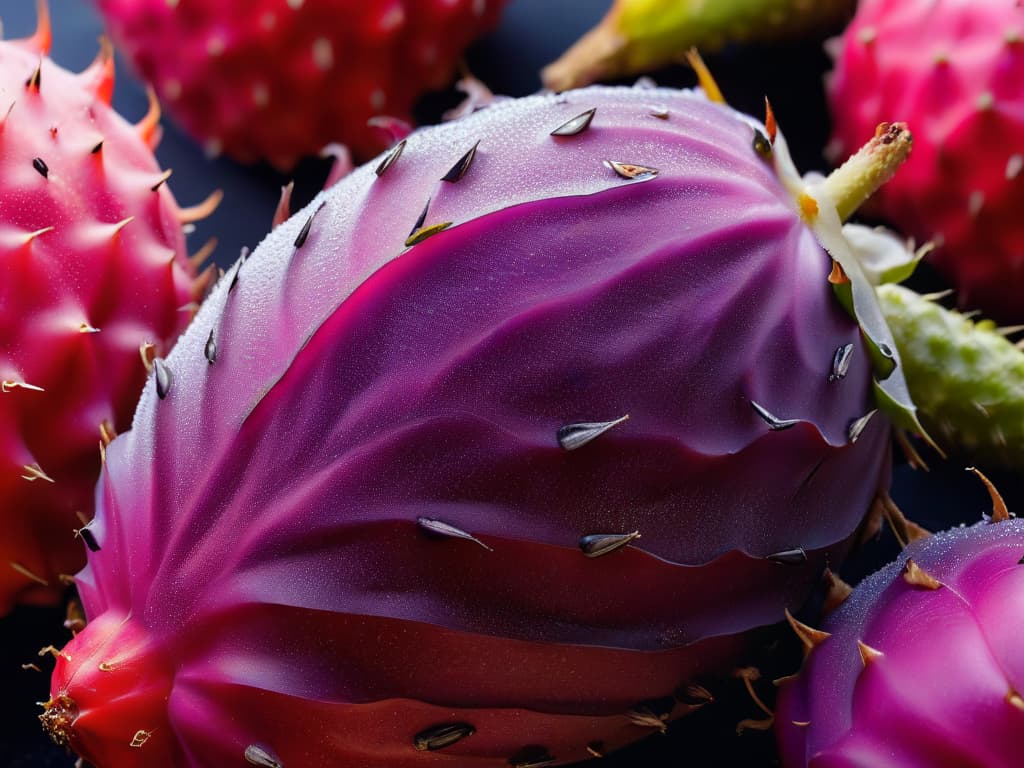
[49,85,890,766]
[826,0,1024,322]
[777,517,1024,768]
[93,0,508,169]
[0,14,200,613]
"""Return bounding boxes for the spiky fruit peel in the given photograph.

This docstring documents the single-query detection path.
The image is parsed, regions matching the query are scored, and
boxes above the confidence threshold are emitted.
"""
[542,0,855,92]
[0,6,206,614]
[776,512,1024,767]
[46,85,897,767]
[827,0,1024,322]
[878,283,1024,471]
[93,0,507,170]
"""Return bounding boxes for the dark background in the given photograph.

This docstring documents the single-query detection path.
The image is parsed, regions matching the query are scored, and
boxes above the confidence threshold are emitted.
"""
[1,1,1021,766]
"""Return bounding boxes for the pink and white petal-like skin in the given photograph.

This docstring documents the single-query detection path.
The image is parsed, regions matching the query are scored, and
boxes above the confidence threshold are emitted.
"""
[827,0,1024,322]
[777,518,1024,768]
[49,86,890,767]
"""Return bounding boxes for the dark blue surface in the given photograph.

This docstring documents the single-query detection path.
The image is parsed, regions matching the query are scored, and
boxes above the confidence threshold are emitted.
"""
[1,2,1021,766]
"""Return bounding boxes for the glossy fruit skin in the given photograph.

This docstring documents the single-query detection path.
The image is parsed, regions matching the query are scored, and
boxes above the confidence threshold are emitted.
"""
[776,517,1024,768]
[94,0,507,169]
[827,0,1024,322]
[47,85,890,767]
[0,18,199,613]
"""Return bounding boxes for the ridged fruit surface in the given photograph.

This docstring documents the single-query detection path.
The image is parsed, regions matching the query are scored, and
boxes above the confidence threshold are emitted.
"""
[776,514,1024,767]
[0,8,202,614]
[878,283,1024,471]
[45,85,892,767]
[94,0,507,169]
[826,0,1024,322]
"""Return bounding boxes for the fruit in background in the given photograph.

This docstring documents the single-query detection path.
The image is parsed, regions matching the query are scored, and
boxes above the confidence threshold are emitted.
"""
[542,0,855,92]
[878,282,1024,471]
[826,0,1024,322]
[0,3,215,614]
[93,0,507,170]
[43,81,909,766]
[776,475,1024,767]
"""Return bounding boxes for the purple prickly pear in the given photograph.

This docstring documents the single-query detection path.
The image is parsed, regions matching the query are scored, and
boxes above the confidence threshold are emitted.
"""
[42,78,916,766]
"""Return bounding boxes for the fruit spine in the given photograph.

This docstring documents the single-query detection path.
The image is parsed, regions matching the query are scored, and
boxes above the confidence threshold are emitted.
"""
[94,0,507,169]
[776,478,1024,767]
[45,84,901,766]
[0,3,211,613]
[826,0,1024,322]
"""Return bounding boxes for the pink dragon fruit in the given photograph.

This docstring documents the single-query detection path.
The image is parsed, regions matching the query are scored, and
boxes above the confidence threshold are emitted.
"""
[42,81,915,766]
[0,4,213,614]
[776,478,1024,767]
[93,0,507,169]
[826,0,1024,322]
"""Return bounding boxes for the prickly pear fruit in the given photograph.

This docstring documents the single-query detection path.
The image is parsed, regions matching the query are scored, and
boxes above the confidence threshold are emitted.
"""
[776,479,1024,768]
[44,83,904,767]
[542,0,855,92]
[878,283,1024,471]
[0,4,210,614]
[93,0,507,169]
[826,0,1024,322]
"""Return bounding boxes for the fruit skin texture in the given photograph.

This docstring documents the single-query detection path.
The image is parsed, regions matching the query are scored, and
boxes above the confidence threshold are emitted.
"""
[94,0,507,170]
[878,283,1024,471]
[826,0,1024,322]
[542,0,855,92]
[0,13,200,614]
[776,516,1024,768]
[46,85,891,766]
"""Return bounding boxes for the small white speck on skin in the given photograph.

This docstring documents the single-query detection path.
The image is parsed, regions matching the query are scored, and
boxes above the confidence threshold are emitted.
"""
[1007,154,1023,180]
[312,38,334,71]
[968,190,985,217]
[164,79,182,100]
[252,82,270,108]
[977,91,995,110]
[379,5,405,31]
[261,12,276,30]
[370,88,386,111]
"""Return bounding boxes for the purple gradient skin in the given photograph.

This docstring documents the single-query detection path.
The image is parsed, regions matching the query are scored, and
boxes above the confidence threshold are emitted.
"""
[51,86,890,767]
[777,519,1024,768]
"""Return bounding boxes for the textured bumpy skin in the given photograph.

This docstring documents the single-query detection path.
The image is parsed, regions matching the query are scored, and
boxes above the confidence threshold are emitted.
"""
[776,516,1024,768]
[827,0,1024,322]
[94,0,506,169]
[878,283,1024,470]
[543,0,855,92]
[0,11,201,613]
[46,86,892,767]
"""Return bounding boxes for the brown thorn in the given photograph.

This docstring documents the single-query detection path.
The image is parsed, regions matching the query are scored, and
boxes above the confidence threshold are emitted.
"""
[272,181,294,229]
[188,237,218,270]
[822,568,853,613]
[10,561,49,586]
[178,188,223,224]
[857,639,884,666]
[21,463,54,482]
[30,0,52,55]
[894,429,930,471]
[785,608,831,655]
[21,663,42,673]
[902,558,943,590]
[684,48,725,104]
[136,87,161,149]
[80,36,115,105]
[1007,690,1024,711]
[139,341,156,373]
[967,467,1010,522]
[150,168,173,191]
[764,96,777,144]
[828,260,850,284]
[880,493,931,547]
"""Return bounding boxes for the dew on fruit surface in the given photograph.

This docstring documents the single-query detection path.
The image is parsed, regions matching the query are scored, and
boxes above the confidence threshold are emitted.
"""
[412,722,476,751]
[550,107,596,136]
[579,531,641,558]
[556,414,629,450]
